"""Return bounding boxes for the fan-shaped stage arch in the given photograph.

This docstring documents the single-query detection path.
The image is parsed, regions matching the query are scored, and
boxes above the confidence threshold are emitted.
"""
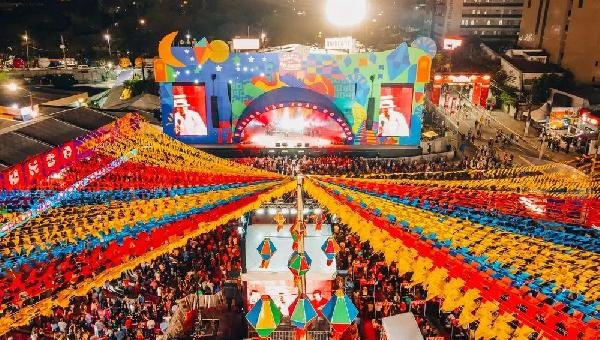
[233,87,354,146]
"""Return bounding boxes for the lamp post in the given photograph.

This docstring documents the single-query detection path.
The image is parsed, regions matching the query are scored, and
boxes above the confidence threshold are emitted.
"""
[6,83,34,114]
[104,32,111,57]
[23,31,29,69]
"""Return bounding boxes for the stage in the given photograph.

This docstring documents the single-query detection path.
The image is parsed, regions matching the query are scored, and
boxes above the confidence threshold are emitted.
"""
[192,144,422,158]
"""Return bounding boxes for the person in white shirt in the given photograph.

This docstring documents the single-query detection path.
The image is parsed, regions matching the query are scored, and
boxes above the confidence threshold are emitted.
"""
[378,95,410,137]
[173,94,208,136]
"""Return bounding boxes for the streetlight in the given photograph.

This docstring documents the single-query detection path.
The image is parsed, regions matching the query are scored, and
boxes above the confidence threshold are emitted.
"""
[6,83,34,114]
[23,31,29,69]
[325,0,367,27]
[104,32,111,57]
[139,18,146,25]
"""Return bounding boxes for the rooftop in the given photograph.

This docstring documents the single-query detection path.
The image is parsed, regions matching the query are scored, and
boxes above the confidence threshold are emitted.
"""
[523,51,548,57]
[504,56,563,74]
[566,87,600,106]
[0,107,157,168]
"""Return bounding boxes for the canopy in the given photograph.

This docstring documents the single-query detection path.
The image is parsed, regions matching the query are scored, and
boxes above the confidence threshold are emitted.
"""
[381,313,423,340]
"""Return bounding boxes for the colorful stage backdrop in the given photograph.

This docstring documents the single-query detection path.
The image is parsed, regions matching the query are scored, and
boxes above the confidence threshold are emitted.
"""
[154,32,436,146]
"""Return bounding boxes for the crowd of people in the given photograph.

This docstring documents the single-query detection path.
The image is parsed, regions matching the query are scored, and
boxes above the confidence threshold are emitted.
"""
[237,151,513,177]
[331,222,465,340]
[15,222,243,340]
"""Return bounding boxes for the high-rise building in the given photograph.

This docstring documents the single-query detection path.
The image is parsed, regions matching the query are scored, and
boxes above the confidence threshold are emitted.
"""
[518,0,600,85]
[432,0,523,42]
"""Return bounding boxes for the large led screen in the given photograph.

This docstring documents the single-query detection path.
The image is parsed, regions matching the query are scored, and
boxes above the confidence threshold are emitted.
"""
[169,84,208,136]
[378,84,413,137]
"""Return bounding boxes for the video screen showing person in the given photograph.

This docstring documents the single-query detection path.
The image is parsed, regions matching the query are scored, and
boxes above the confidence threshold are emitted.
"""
[171,84,208,136]
[377,85,413,137]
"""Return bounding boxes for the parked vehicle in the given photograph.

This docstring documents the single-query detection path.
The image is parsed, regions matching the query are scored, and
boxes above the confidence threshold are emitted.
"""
[38,58,51,68]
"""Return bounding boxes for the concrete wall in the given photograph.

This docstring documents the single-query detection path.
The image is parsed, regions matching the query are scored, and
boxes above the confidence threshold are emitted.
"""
[541,0,570,65]
[518,0,545,48]
[500,58,523,90]
[561,1,600,85]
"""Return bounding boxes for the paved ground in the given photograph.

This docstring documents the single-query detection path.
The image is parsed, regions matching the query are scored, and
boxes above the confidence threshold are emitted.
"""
[434,100,579,166]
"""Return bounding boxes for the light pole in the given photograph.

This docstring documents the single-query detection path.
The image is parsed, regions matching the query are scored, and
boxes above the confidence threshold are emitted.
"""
[23,31,29,69]
[104,32,111,57]
[6,83,34,114]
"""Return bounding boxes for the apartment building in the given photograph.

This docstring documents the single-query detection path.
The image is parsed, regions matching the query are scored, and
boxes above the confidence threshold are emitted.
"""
[432,0,523,41]
[519,0,600,85]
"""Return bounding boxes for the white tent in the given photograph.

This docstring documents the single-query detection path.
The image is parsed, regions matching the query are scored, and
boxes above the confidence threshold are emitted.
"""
[381,313,423,340]
[525,102,550,122]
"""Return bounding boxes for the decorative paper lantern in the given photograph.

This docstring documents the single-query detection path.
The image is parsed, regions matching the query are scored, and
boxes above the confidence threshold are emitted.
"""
[274,211,285,232]
[321,236,340,266]
[288,251,312,277]
[313,213,325,231]
[289,294,318,330]
[322,289,359,336]
[246,295,282,338]
[257,237,277,268]
[289,222,305,251]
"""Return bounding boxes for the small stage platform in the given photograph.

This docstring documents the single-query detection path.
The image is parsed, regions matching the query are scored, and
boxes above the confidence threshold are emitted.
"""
[192,144,422,158]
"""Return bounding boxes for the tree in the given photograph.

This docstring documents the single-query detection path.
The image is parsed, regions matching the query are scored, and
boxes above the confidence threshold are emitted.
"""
[530,72,575,104]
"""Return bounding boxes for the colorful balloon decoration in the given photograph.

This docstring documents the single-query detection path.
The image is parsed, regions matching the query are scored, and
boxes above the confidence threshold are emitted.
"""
[274,210,285,232]
[289,293,318,330]
[321,236,340,266]
[245,295,282,338]
[288,251,312,277]
[321,289,359,337]
[257,237,277,268]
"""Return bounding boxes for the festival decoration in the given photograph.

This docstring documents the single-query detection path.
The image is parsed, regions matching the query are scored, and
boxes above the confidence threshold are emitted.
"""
[313,212,325,231]
[303,177,600,339]
[321,289,359,337]
[245,295,282,338]
[288,293,318,330]
[274,210,285,232]
[0,113,292,336]
[321,236,340,266]
[288,251,312,277]
[257,237,277,268]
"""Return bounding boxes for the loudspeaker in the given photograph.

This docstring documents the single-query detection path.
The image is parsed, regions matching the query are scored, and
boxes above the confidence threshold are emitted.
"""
[296,143,302,147]
[282,143,288,147]
[275,143,281,147]
[366,97,375,130]
[227,83,233,126]
[211,96,219,127]
[305,143,310,147]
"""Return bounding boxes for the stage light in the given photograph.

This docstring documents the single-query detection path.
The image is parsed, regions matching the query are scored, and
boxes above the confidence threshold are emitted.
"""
[268,208,277,215]
[281,208,289,215]
[256,208,265,214]
[326,0,367,27]
[237,226,244,235]
[314,208,323,214]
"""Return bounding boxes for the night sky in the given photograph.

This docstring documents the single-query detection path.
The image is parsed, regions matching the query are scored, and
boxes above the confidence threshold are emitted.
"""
[0,0,424,60]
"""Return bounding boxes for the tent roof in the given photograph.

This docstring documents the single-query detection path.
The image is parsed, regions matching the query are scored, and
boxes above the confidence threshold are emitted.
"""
[381,313,423,340]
